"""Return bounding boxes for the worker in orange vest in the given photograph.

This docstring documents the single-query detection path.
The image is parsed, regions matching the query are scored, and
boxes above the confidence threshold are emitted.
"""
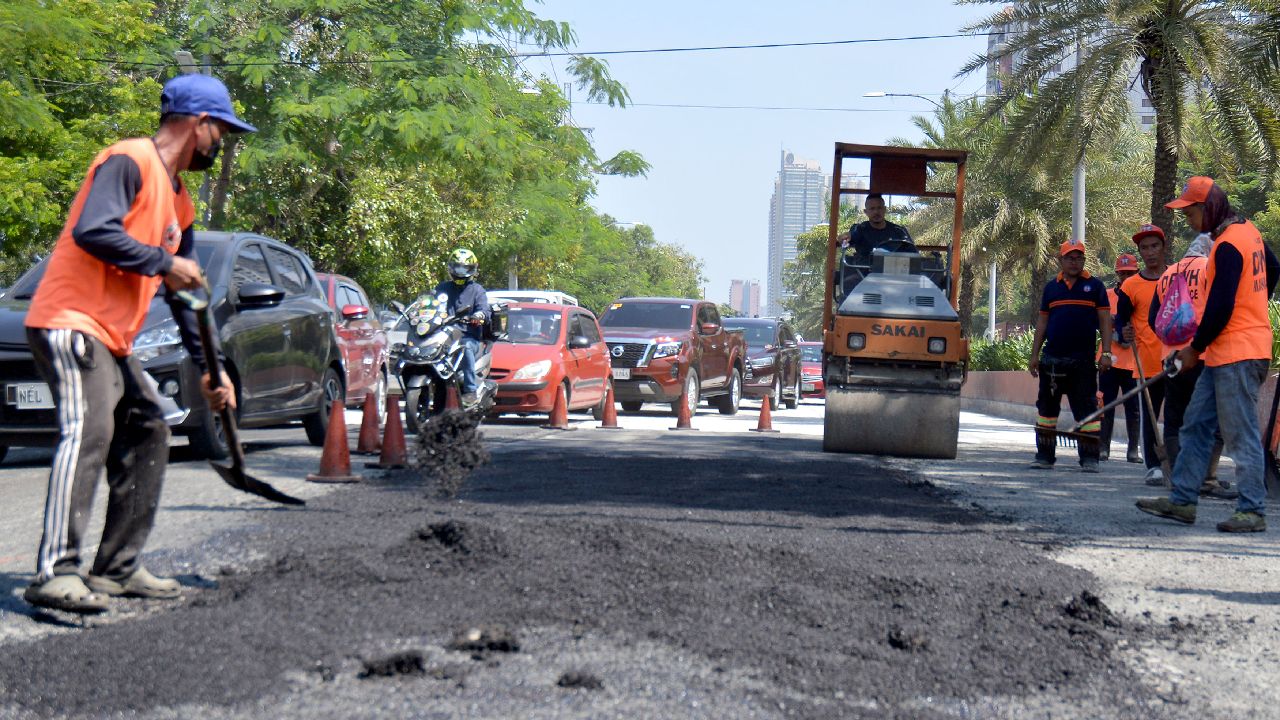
[1098,253,1141,463]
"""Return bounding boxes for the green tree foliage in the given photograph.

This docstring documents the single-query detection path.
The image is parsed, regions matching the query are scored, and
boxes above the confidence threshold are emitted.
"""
[0,0,162,281]
[961,1,1280,235]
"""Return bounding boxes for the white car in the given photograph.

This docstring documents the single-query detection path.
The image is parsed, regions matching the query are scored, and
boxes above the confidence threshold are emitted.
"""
[487,290,579,307]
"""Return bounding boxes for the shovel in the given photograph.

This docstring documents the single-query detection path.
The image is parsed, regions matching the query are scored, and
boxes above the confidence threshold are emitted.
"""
[175,284,305,506]
[1132,350,1174,488]
[1036,356,1179,451]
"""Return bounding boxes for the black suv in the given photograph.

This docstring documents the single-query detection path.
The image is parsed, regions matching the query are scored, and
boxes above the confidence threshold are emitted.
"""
[0,231,345,461]
[722,317,802,409]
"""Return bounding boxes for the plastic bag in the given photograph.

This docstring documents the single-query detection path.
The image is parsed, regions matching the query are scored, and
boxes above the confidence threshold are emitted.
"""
[1154,272,1198,345]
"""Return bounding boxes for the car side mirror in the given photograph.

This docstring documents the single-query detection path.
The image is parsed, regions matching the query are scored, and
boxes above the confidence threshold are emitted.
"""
[783,340,798,348]
[699,322,719,335]
[236,282,285,309]
[568,335,592,349]
[341,303,369,321]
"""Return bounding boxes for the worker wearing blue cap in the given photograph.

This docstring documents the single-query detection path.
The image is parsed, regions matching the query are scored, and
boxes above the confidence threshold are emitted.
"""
[23,73,255,614]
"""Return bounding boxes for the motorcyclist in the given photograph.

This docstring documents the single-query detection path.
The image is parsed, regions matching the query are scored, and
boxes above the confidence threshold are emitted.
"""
[432,248,489,405]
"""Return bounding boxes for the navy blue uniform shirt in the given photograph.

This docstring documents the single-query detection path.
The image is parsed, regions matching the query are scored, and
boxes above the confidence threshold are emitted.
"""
[1039,271,1108,362]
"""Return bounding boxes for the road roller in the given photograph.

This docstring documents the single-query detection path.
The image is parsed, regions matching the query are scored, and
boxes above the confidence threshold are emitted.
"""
[821,144,969,459]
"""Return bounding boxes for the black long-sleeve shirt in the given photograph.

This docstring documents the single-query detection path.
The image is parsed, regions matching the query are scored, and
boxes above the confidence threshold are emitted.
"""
[71,154,212,371]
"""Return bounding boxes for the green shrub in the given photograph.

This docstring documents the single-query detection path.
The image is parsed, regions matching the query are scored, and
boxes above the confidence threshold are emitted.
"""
[969,331,1035,371]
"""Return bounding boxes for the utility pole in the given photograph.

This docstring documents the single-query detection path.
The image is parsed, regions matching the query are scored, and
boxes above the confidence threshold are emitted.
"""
[987,257,997,340]
[1070,35,1086,245]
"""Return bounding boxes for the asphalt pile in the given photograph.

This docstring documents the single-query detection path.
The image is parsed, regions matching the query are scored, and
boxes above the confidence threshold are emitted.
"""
[0,433,1188,719]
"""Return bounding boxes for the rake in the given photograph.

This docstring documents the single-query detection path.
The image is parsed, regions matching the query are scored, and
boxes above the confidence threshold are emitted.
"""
[1035,357,1179,451]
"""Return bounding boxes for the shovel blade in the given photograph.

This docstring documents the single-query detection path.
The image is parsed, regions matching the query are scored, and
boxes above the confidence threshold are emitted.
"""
[210,461,306,506]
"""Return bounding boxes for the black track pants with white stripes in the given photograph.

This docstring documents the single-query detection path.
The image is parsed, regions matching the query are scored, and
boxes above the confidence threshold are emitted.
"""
[27,327,171,584]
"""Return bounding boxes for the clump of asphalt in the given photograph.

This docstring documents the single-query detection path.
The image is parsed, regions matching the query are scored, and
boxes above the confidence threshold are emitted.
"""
[557,670,604,690]
[413,409,489,499]
[360,650,426,678]
[0,433,1186,719]
[447,625,520,654]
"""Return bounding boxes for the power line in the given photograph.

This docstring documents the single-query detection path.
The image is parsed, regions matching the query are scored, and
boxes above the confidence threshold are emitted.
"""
[577,101,934,112]
[81,31,995,70]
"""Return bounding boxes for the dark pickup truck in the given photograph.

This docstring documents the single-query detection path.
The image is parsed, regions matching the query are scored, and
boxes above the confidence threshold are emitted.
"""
[599,297,747,416]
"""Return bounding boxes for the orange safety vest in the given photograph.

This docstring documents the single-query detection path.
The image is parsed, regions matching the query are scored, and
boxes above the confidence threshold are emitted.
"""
[1118,271,1164,378]
[1098,287,1135,372]
[26,138,194,356]
[1202,220,1272,366]
[1155,256,1209,354]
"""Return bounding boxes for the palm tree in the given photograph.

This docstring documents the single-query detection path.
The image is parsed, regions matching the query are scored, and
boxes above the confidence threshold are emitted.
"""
[960,1,1280,234]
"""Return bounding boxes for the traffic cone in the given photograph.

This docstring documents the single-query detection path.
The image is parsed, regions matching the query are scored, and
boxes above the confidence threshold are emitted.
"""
[366,395,407,469]
[354,392,381,455]
[445,386,460,410]
[306,399,362,483]
[541,384,574,430]
[751,395,780,433]
[599,382,622,429]
[670,391,697,431]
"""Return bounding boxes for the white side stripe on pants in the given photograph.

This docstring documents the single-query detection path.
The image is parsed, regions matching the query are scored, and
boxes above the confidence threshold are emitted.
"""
[36,329,86,582]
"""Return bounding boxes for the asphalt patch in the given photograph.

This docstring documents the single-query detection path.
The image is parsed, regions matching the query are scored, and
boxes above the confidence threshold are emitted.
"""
[413,410,489,499]
[360,650,426,678]
[448,625,520,654]
[557,670,604,690]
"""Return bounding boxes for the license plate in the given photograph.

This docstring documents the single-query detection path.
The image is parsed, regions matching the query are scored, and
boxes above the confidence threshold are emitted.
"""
[802,383,816,392]
[6,382,55,409]
[611,368,631,380]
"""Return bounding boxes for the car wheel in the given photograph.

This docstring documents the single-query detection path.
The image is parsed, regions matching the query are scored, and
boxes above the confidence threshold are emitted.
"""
[785,370,800,410]
[620,401,643,413]
[671,369,699,417]
[187,404,230,461]
[374,369,388,424]
[770,374,783,411]
[592,380,612,421]
[303,367,345,446]
[714,367,742,415]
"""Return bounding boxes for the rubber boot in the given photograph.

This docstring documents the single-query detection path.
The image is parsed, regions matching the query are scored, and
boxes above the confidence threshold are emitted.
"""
[1125,412,1142,464]
[1099,414,1114,461]
[1032,428,1057,468]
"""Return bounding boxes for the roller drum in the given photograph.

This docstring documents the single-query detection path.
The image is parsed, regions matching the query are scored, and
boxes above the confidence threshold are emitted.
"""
[823,387,959,459]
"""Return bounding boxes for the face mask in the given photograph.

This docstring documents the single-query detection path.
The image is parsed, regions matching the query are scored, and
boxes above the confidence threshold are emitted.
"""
[189,119,222,171]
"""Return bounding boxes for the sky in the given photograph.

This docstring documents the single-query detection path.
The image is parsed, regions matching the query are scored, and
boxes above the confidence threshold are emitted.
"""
[524,0,996,306]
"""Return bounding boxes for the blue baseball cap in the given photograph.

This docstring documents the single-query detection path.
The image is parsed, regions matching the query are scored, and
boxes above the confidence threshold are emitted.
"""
[160,74,257,133]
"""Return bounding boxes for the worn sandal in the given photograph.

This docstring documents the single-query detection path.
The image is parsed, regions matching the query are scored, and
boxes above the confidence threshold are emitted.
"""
[23,575,110,614]
[87,567,181,599]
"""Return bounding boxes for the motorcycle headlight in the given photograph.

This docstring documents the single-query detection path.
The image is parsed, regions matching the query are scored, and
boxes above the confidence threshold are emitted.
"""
[652,340,682,359]
[134,320,183,363]
[512,359,552,381]
[420,331,449,356]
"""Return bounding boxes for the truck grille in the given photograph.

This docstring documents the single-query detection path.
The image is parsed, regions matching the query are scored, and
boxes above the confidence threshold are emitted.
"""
[606,342,649,369]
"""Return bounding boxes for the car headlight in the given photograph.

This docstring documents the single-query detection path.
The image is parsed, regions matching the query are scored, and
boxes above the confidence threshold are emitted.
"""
[750,357,775,369]
[652,340,682,359]
[512,359,552,381]
[134,320,183,363]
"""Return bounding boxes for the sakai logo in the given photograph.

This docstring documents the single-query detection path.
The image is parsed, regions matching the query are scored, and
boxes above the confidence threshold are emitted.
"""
[870,324,926,337]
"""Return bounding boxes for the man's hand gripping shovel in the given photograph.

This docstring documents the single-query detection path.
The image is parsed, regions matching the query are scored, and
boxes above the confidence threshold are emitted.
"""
[175,281,305,506]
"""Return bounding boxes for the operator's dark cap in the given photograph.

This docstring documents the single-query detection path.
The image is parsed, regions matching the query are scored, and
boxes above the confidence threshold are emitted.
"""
[160,74,257,134]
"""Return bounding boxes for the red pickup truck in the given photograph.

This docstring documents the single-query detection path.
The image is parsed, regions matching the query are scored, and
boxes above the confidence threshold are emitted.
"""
[599,297,747,416]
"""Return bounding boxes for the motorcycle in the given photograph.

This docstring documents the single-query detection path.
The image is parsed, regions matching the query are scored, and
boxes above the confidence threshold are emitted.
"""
[387,292,500,434]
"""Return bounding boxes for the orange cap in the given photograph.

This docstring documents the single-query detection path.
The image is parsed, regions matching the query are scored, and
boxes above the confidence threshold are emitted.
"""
[1131,223,1166,244]
[1059,240,1086,257]
[1165,176,1214,209]
[1114,253,1138,271]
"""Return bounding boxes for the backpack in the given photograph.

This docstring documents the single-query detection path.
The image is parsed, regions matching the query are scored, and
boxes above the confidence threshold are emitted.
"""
[1154,271,1197,346]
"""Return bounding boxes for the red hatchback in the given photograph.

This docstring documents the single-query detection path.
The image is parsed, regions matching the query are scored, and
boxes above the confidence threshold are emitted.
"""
[490,303,613,419]
[800,341,825,399]
[316,273,390,419]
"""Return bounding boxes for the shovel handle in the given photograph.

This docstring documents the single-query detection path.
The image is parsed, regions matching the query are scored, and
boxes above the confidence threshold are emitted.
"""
[177,281,246,466]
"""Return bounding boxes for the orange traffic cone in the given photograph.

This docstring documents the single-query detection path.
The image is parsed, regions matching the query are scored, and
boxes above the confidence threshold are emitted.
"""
[306,399,362,483]
[599,382,622,430]
[367,395,408,469]
[751,395,780,433]
[670,391,697,431]
[541,384,574,430]
[445,386,460,410]
[354,392,381,455]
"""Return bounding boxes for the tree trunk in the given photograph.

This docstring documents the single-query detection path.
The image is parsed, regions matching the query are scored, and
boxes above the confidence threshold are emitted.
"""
[958,259,976,337]
[209,136,238,230]
[1027,262,1051,326]
[1146,56,1178,237]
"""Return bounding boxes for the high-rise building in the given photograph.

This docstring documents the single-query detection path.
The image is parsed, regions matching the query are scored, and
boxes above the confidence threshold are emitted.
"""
[729,279,762,317]
[984,8,1153,131]
[767,151,828,317]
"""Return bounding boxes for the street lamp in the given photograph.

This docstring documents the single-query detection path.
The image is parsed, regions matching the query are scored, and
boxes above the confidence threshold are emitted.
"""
[863,91,944,110]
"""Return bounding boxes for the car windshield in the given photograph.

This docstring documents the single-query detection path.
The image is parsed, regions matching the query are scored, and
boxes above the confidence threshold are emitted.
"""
[724,323,775,347]
[599,302,691,330]
[504,308,562,345]
[800,345,822,362]
[9,243,219,300]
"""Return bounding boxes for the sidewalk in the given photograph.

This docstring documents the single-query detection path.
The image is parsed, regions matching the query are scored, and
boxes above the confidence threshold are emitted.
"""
[899,411,1280,719]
